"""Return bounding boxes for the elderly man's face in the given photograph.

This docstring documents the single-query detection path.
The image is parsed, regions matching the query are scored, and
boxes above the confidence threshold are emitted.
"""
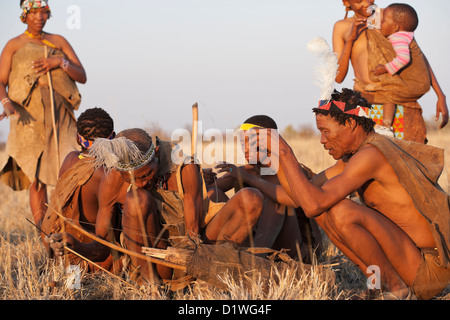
[316,114,355,160]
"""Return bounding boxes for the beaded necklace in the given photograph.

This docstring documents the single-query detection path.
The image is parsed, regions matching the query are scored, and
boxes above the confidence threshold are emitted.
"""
[24,30,44,39]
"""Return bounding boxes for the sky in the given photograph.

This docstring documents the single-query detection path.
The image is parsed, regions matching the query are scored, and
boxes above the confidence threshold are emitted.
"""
[1,0,449,141]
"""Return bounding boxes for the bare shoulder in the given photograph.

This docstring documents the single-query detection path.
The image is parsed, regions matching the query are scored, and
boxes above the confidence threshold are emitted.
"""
[1,35,27,55]
[44,33,70,48]
[333,18,352,34]
[99,170,126,195]
[352,144,386,162]
[59,151,81,176]
[345,144,388,178]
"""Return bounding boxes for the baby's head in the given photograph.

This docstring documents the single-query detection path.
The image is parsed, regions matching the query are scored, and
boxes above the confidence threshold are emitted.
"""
[381,3,418,36]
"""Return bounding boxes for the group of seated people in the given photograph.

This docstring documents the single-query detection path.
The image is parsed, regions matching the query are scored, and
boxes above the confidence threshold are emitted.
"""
[39,87,450,300]
[39,107,322,287]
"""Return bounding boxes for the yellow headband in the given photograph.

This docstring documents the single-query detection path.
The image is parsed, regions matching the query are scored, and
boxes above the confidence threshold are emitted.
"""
[239,123,263,131]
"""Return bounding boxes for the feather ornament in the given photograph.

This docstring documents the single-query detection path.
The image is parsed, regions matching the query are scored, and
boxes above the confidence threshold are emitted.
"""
[307,37,339,101]
[88,137,143,172]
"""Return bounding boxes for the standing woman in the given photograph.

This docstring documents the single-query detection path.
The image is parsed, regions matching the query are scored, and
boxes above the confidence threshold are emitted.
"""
[0,0,86,228]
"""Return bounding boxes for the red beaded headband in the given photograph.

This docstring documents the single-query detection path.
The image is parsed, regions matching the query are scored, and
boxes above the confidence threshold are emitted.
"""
[317,100,370,119]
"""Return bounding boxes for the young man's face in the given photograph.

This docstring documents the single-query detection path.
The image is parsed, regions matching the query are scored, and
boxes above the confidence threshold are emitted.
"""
[380,7,398,37]
[343,0,375,18]
[239,128,273,165]
[316,114,356,160]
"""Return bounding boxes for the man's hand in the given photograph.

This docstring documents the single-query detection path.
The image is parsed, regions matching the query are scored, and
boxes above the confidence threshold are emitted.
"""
[248,128,282,159]
[372,64,388,76]
[45,233,77,257]
[215,162,241,180]
[202,168,217,186]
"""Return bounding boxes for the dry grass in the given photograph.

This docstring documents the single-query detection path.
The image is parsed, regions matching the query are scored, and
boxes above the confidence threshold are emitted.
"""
[0,131,449,300]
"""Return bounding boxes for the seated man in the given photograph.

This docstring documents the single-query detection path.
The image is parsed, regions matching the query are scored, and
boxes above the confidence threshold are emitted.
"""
[41,107,117,271]
[47,128,264,285]
[254,88,450,300]
[206,115,322,262]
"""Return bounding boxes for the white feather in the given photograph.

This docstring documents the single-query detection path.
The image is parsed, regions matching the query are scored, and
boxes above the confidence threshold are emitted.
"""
[88,137,143,172]
[307,37,339,101]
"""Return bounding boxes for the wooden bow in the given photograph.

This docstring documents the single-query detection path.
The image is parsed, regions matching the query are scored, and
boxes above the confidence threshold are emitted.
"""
[45,204,186,271]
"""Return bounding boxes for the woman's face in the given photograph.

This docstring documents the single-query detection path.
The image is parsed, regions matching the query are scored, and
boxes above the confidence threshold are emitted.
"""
[26,8,49,32]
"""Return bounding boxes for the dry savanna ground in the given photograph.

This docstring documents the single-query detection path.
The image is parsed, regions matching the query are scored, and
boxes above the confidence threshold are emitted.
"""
[0,124,449,301]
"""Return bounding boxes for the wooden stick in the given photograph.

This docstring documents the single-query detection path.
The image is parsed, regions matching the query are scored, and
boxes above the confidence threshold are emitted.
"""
[191,103,198,159]
[45,46,61,174]
[45,204,186,271]
[26,217,138,290]
[63,246,138,290]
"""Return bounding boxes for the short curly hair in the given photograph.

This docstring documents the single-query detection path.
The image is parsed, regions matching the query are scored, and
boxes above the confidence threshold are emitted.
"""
[388,3,419,32]
[116,128,153,154]
[312,89,375,134]
[77,107,114,141]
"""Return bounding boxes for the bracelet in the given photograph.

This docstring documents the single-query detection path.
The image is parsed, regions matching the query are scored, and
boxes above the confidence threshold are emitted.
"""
[1,97,11,106]
[61,58,70,71]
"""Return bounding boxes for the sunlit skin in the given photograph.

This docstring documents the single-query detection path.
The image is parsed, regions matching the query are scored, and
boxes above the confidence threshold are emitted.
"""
[0,8,86,120]
[250,114,435,298]
[120,161,159,189]
[209,128,313,259]
[49,144,264,284]
[333,0,448,129]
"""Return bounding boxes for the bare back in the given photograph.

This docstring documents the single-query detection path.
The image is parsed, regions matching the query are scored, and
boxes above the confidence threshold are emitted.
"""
[327,143,435,249]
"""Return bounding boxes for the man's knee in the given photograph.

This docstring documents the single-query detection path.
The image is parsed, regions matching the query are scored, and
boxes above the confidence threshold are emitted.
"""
[324,200,359,233]
[235,187,264,220]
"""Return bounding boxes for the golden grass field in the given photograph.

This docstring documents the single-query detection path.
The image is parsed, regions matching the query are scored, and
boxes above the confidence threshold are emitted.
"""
[0,125,449,301]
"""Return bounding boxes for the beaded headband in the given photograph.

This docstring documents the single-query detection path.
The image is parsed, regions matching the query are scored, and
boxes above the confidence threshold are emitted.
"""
[115,143,156,172]
[317,100,370,119]
[77,131,115,150]
[88,136,156,173]
[21,0,51,23]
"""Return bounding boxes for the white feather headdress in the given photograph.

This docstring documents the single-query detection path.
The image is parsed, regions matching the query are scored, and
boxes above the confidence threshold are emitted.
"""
[88,136,155,173]
[307,37,339,101]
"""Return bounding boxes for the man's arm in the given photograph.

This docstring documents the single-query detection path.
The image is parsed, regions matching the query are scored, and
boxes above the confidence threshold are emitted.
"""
[181,163,204,237]
[48,171,124,261]
[214,163,296,206]
[258,132,379,218]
